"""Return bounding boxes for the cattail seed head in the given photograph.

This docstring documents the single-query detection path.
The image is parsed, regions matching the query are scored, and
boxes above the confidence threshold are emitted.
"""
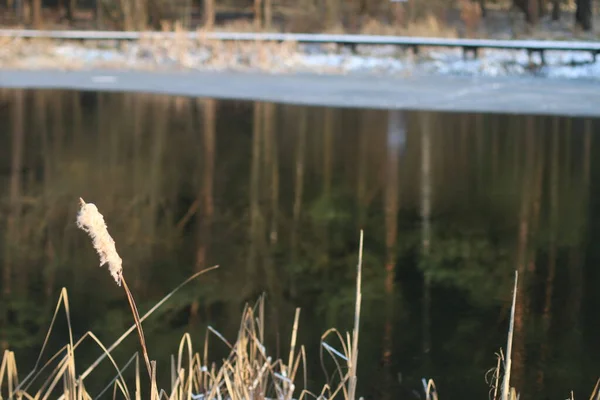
[76,198,123,286]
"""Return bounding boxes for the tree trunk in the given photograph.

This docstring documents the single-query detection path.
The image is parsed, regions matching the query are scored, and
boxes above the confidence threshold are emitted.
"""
[513,0,534,25]
[264,0,272,30]
[538,0,546,17]
[479,0,487,18]
[254,0,262,30]
[133,0,147,30]
[326,0,340,28]
[358,0,368,16]
[527,0,539,25]
[551,0,560,21]
[575,0,592,31]
[32,0,42,27]
[57,0,64,20]
[95,0,103,28]
[119,0,134,30]
[66,0,75,23]
[204,0,215,29]
[15,0,23,23]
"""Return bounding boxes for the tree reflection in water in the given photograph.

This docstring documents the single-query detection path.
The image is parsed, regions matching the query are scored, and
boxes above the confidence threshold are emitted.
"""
[0,90,597,399]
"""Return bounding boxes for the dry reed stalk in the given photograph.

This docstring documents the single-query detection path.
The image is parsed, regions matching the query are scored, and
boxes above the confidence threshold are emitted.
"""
[591,378,600,400]
[501,271,518,400]
[347,230,363,400]
[76,198,152,380]
[0,350,18,397]
[492,351,502,399]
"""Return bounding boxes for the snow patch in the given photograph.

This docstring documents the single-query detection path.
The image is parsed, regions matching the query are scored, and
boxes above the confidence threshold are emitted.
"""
[4,40,600,81]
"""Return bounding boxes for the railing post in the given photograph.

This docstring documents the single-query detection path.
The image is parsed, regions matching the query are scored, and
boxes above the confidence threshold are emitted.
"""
[344,43,357,54]
[462,47,478,60]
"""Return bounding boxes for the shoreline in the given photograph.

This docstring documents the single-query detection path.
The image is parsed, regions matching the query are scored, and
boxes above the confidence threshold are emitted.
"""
[1,68,600,117]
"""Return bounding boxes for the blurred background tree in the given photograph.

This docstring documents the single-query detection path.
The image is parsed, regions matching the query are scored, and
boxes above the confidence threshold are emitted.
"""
[0,0,595,33]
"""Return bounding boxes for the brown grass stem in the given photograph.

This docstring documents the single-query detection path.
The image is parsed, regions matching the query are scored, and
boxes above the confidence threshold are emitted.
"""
[347,229,363,400]
[501,270,518,400]
[122,277,153,379]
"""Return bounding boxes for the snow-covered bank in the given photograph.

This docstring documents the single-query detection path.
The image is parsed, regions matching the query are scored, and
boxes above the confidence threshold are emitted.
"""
[1,38,600,80]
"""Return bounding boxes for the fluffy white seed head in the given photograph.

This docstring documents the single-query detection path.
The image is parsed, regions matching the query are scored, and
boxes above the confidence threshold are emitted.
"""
[76,198,123,286]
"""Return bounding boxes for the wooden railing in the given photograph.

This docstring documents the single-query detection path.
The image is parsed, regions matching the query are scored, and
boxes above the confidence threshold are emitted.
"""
[1,29,599,62]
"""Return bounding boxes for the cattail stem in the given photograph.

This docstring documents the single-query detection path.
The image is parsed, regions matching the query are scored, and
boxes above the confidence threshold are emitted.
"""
[122,277,152,379]
[76,198,152,379]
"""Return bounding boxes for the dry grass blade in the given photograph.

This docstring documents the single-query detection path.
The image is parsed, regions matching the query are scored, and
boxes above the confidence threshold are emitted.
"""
[207,326,234,350]
[39,356,70,400]
[0,350,18,398]
[56,330,132,400]
[320,330,349,400]
[150,361,158,400]
[285,308,301,398]
[501,271,519,400]
[589,377,600,400]
[17,288,73,392]
[423,378,438,400]
[486,350,503,400]
[175,333,194,399]
[348,230,363,400]
[93,353,137,399]
[136,354,141,400]
[79,266,219,382]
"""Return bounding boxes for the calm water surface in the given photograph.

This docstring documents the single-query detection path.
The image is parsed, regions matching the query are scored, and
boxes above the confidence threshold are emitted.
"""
[0,89,598,399]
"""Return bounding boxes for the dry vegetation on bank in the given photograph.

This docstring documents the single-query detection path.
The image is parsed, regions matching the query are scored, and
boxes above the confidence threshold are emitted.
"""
[1,0,599,39]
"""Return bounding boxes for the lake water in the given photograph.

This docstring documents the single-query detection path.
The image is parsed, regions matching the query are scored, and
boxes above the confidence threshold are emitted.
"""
[0,89,598,399]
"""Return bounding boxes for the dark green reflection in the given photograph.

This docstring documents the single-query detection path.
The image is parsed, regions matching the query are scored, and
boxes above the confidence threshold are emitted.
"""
[0,89,598,399]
